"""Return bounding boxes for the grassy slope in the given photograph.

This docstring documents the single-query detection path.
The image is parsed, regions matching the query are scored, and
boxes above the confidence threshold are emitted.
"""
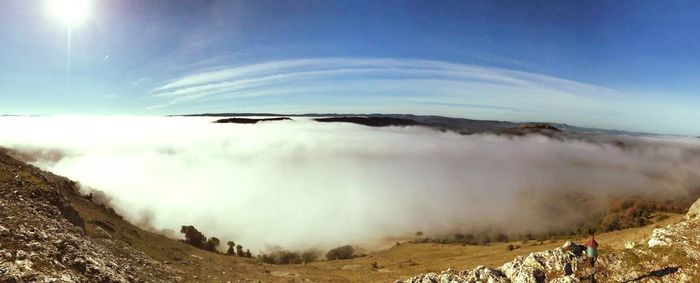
[278,213,683,282]
[67,184,684,283]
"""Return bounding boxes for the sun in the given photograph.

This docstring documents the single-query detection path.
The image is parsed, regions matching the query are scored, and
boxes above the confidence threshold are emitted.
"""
[46,0,91,27]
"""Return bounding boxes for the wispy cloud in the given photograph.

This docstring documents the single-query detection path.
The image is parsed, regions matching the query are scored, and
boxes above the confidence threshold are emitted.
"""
[148,58,619,109]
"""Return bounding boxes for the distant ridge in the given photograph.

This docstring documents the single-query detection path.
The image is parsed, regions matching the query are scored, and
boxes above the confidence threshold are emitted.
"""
[213,117,292,124]
[174,112,662,137]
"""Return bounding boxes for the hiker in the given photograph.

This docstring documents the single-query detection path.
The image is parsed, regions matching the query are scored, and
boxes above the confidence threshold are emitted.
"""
[586,233,599,282]
[585,233,599,266]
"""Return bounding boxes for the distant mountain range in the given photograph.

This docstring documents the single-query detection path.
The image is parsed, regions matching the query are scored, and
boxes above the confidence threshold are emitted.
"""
[177,112,663,137]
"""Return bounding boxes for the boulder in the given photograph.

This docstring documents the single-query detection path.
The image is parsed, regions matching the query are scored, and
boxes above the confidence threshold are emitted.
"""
[685,198,700,220]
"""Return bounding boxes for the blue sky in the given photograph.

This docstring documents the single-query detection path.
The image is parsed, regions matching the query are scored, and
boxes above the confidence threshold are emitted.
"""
[0,0,698,135]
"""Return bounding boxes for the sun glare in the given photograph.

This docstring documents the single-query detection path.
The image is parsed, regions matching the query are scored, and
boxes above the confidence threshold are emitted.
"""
[46,0,91,27]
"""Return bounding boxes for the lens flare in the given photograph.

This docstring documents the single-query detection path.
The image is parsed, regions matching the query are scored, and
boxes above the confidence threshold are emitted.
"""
[46,0,91,27]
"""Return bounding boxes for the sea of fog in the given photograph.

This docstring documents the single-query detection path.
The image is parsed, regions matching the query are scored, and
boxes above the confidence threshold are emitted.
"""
[0,116,699,252]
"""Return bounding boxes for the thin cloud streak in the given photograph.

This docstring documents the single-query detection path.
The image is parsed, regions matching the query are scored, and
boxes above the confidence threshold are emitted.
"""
[148,58,620,109]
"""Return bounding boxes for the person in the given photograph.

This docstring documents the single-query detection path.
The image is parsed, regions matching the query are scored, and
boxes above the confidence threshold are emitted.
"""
[585,233,599,266]
[585,233,599,282]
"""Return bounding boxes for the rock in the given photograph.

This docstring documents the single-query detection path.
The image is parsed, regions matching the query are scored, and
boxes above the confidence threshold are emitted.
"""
[14,250,27,260]
[686,198,700,220]
[465,265,508,282]
[648,227,672,247]
[550,275,579,283]
[0,149,182,282]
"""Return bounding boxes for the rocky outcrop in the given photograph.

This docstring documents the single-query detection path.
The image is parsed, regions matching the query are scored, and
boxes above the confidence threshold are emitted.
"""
[0,149,181,282]
[401,242,589,283]
[684,198,700,220]
[647,198,700,262]
[400,199,700,283]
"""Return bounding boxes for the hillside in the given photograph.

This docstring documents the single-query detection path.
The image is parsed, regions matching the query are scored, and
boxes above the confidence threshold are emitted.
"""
[1,147,699,282]
[400,205,700,282]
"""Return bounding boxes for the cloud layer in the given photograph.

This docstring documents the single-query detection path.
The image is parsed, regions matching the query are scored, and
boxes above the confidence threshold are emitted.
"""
[1,116,700,252]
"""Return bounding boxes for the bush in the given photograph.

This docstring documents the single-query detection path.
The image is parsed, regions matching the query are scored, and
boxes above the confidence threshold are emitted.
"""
[236,245,244,257]
[180,225,206,249]
[226,241,236,255]
[259,247,310,264]
[204,237,220,252]
[325,245,354,260]
[301,249,320,264]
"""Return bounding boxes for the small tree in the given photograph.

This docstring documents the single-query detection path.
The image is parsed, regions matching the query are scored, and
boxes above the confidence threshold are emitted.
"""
[244,249,252,258]
[180,225,206,249]
[301,249,319,264]
[325,245,354,260]
[226,241,236,256]
[204,237,220,252]
[415,231,423,238]
[236,244,244,257]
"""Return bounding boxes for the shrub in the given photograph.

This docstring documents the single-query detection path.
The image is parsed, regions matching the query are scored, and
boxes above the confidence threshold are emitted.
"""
[226,241,236,255]
[180,225,206,249]
[325,245,354,260]
[236,245,244,257]
[301,249,320,264]
[204,237,220,252]
[259,248,308,264]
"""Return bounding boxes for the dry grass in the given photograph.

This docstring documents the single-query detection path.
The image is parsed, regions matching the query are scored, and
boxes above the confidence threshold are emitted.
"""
[65,182,686,283]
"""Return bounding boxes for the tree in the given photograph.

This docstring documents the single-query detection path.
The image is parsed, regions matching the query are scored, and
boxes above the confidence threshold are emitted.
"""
[226,241,236,256]
[236,244,244,257]
[204,237,220,252]
[325,245,354,260]
[180,225,206,249]
[464,233,475,244]
[415,231,423,238]
[244,249,252,258]
[301,249,319,264]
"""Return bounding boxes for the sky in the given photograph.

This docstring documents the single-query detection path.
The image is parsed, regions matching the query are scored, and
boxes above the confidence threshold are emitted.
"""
[0,0,698,135]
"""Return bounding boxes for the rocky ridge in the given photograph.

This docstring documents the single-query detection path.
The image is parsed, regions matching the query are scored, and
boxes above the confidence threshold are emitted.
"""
[400,199,700,283]
[0,149,181,282]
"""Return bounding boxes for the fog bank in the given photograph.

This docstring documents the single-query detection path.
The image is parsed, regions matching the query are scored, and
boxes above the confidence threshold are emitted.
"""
[1,116,699,251]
